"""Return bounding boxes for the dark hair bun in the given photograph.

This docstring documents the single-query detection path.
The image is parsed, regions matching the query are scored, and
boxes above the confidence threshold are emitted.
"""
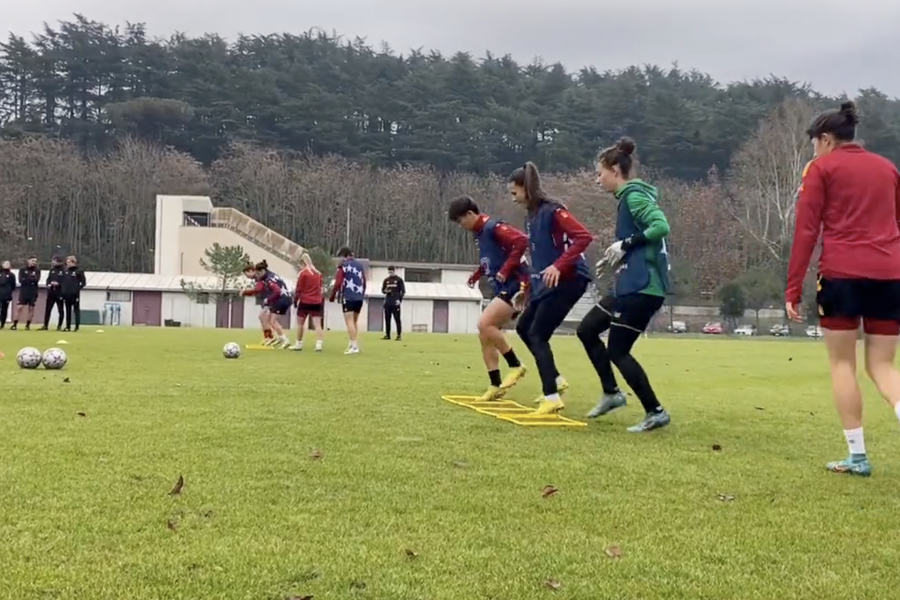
[839,101,859,125]
[616,137,636,156]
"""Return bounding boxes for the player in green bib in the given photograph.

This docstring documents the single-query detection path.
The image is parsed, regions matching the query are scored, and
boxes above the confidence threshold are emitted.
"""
[576,137,671,432]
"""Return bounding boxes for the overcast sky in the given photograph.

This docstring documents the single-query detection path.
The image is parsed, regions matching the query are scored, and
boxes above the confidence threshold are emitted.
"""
[3,0,898,98]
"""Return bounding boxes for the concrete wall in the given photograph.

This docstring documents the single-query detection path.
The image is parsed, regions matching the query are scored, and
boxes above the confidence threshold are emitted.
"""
[177,226,299,278]
[155,195,214,276]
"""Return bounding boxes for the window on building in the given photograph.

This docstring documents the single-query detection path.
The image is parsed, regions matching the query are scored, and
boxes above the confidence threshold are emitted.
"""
[183,211,210,226]
[405,268,440,283]
[196,293,210,305]
[106,290,132,302]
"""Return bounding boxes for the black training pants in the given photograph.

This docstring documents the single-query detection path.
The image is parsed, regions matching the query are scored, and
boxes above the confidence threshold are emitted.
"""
[576,293,664,412]
[0,299,9,326]
[384,304,402,337]
[44,293,64,328]
[515,277,588,396]
[63,296,81,330]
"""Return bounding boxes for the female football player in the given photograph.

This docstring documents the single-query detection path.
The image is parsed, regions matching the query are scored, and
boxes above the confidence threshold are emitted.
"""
[242,260,291,348]
[508,161,593,415]
[448,196,527,401]
[293,252,325,352]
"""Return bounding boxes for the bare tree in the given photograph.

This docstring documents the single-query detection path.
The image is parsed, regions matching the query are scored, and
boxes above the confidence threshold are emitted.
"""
[727,98,815,265]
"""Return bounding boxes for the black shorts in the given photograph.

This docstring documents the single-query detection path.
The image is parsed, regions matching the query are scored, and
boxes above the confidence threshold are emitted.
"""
[817,277,900,334]
[297,302,324,319]
[342,300,363,314]
[492,291,521,319]
[599,293,664,332]
[17,290,37,306]
[268,296,292,316]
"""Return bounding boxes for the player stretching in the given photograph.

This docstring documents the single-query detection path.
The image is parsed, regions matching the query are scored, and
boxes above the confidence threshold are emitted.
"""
[577,137,671,432]
[508,161,593,415]
[786,101,900,477]
[293,252,325,352]
[242,260,292,348]
[448,196,528,401]
[329,247,366,354]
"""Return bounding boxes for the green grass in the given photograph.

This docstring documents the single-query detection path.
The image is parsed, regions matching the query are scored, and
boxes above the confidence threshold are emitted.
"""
[1,328,899,600]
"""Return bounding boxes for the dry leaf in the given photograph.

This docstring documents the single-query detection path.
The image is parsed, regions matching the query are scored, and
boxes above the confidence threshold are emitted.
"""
[711,444,722,451]
[166,519,178,531]
[349,580,366,590]
[542,485,558,498]
[63,377,70,383]
[717,493,735,502]
[754,406,766,411]
[544,579,561,590]
[169,475,184,496]
[76,412,86,417]
[404,549,418,559]
[285,596,313,600]
[451,461,468,468]
[309,450,323,460]
[605,545,624,558]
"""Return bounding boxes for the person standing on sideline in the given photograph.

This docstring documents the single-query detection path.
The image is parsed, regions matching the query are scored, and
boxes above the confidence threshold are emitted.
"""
[381,265,405,340]
[786,101,900,477]
[41,256,65,331]
[0,261,15,329]
[577,137,672,433]
[60,255,86,332]
[293,252,325,352]
[329,247,366,354]
[11,256,40,330]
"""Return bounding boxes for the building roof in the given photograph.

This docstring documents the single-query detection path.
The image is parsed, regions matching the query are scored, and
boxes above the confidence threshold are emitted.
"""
[77,272,482,301]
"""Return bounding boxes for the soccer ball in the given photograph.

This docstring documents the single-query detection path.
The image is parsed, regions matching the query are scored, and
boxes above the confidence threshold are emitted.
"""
[16,347,42,369]
[42,347,68,370]
[223,342,241,359]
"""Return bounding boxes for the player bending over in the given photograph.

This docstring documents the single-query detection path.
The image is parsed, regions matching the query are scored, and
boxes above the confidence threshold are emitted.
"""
[786,101,900,477]
[329,247,366,355]
[244,264,273,344]
[242,260,292,348]
[577,137,671,433]
[293,252,325,352]
[448,196,528,401]
[508,161,594,415]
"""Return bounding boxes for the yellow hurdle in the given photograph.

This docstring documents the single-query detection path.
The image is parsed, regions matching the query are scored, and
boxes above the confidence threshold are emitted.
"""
[441,395,587,428]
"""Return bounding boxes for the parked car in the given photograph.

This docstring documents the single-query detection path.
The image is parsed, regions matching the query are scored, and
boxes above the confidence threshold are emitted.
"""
[702,322,723,335]
[734,324,756,336]
[805,325,823,338]
[770,324,791,337]
[667,320,687,334]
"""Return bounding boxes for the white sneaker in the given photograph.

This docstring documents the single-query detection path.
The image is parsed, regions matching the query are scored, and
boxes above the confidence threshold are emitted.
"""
[291,342,303,351]
[344,346,360,355]
[314,342,323,352]
[263,338,276,347]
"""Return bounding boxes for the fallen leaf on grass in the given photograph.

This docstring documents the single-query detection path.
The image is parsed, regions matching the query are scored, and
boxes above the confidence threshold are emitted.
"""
[349,580,366,590]
[76,412,86,417]
[285,596,313,600]
[717,493,736,502]
[711,444,722,451]
[544,579,561,590]
[605,545,624,558]
[309,450,323,460]
[542,485,558,498]
[754,406,766,411]
[169,475,184,496]
[451,460,468,468]
[166,519,178,531]
[404,549,418,559]
[63,377,70,383]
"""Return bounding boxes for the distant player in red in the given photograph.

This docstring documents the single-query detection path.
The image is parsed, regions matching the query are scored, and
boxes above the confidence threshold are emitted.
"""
[292,252,325,352]
[786,100,900,477]
[243,264,273,343]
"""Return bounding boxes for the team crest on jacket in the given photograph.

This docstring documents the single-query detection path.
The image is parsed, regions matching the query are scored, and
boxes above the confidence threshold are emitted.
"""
[480,256,490,273]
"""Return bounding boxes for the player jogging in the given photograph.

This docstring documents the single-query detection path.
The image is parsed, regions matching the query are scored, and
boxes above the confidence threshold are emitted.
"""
[786,101,900,477]
[508,161,593,415]
[293,252,325,352]
[329,247,366,354]
[448,196,528,401]
[242,260,291,348]
[577,137,672,433]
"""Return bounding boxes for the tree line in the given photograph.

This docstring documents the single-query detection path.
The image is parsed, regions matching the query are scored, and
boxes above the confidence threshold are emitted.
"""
[0,15,871,309]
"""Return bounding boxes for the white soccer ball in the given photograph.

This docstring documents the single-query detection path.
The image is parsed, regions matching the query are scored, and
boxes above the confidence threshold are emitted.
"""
[16,347,43,369]
[41,347,68,370]
[223,342,241,359]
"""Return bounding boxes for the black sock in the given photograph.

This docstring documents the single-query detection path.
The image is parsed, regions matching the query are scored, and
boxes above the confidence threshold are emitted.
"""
[488,369,502,387]
[613,354,662,413]
[502,349,520,368]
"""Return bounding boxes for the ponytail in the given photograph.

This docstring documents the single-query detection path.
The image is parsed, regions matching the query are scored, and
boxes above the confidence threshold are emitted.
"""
[508,161,548,208]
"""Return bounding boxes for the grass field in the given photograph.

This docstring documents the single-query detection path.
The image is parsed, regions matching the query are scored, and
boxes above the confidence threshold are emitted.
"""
[1,328,899,600]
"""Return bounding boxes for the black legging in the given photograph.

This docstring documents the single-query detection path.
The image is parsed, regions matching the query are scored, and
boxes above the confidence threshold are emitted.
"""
[0,299,9,326]
[515,277,588,396]
[576,294,664,413]
[43,293,64,328]
[63,296,81,330]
